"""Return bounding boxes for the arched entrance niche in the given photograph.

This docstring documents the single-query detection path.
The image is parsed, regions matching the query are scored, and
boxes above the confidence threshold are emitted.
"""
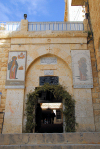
[23,53,73,132]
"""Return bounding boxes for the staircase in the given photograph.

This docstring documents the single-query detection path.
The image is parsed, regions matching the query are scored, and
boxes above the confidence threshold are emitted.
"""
[0,133,100,149]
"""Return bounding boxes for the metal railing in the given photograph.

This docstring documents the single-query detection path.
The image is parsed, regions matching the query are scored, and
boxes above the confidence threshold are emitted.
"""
[0,112,5,134]
[0,22,21,31]
[28,21,84,31]
[0,21,84,31]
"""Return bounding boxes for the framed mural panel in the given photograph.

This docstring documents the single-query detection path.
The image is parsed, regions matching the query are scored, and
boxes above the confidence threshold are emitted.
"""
[71,50,93,88]
[5,51,26,89]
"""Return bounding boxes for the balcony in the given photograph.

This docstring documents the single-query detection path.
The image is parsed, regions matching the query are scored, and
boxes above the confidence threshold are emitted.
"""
[0,21,84,31]
[0,22,21,31]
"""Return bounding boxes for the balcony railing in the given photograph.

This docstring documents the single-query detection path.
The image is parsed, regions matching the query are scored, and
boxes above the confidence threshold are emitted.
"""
[0,21,84,31]
[0,22,21,31]
[28,21,84,31]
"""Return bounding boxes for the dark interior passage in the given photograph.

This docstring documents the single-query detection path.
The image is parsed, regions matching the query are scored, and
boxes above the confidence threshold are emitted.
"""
[35,103,63,133]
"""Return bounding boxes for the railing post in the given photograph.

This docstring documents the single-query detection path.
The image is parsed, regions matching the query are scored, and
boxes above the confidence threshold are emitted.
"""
[21,19,28,31]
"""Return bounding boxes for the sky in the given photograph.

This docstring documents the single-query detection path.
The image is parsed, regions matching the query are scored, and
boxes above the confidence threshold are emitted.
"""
[0,0,85,22]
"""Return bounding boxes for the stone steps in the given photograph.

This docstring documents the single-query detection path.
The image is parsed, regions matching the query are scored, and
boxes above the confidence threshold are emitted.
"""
[0,144,100,149]
[0,133,100,145]
[0,133,100,149]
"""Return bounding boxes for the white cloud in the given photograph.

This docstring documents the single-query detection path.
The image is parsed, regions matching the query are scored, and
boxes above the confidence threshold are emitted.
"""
[0,0,48,21]
[0,13,10,21]
[0,2,12,21]
[0,2,11,14]
[10,0,48,15]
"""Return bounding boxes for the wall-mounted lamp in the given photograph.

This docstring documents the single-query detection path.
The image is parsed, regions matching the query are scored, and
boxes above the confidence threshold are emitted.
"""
[24,14,27,20]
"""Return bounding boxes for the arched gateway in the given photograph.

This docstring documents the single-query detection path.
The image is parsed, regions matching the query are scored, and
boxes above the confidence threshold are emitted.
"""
[25,83,75,133]
[23,54,73,133]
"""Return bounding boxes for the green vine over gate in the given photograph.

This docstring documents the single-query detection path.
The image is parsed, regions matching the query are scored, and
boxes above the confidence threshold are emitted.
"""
[25,83,77,133]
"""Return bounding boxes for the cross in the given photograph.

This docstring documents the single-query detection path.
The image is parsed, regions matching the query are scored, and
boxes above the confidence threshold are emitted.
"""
[47,47,52,53]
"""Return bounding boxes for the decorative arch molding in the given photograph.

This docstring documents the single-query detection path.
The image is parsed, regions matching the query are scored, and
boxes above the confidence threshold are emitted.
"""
[26,47,72,74]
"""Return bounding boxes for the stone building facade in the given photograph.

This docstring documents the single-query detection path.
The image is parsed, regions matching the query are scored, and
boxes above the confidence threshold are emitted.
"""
[0,1,100,133]
[71,0,100,132]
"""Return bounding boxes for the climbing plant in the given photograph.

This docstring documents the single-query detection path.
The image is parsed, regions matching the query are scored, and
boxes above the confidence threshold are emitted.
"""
[25,83,77,133]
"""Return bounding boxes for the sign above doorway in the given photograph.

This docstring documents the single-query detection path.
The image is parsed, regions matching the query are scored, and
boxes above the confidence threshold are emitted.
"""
[39,76,59,86]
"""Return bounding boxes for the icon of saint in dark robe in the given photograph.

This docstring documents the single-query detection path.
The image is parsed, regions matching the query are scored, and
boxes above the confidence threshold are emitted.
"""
[78,57,87,81]
[8,56,18,79]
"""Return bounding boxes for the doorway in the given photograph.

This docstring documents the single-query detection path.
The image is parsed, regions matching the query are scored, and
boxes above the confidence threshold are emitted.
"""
[35,103,63,133]
[35,90,63,133]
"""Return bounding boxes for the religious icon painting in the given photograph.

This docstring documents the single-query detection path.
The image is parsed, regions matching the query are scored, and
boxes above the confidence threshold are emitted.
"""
[5,51,26,89]
[71,50,93,88]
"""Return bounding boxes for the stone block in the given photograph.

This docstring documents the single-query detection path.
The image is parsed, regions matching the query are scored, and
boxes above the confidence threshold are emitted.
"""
[1,67,7,71]
[11,37,87,44]
[0,43,10,48]
[96,87,100,92]
[5,53,9,58]
[1,62,7,67]
[0,53,4,58]
[97,63,100,71]
[92,93,99,99]
[94,110,100,116]
[95,122,100,131]
[93,78,98,83]
[93,104,100,110]
[0,49,3,53]
[90,53,95,58]
[2,58,8,63]
[91,88,95,92]
[21,20,28,31]
[98,71,100,77]
[45,134,57,144]
[83,19,88,31]
[0,39,11,43]
[92,99,96,103]
[0,80,5,85]
[93,82,99,87]
[36,134,46,144]
[1,99,6,104]
[3,89,24,134]
[94,116,99,123]
[2,48,10,53]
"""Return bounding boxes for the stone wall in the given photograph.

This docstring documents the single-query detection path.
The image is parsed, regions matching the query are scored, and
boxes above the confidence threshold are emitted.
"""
[0,39,11,133]
[0,20,99,133]
[71,0,100,132]
[88,40,100,131]
[88,0,100,71]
